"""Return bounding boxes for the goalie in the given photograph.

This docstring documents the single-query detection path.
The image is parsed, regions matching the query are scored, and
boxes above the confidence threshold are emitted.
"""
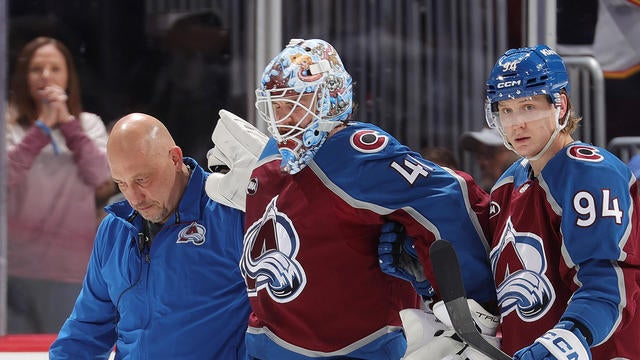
[206,38,499,360]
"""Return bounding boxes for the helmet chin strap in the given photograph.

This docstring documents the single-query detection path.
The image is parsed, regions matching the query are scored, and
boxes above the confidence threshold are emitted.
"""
[526,107,566,161]
[499,107,567,162]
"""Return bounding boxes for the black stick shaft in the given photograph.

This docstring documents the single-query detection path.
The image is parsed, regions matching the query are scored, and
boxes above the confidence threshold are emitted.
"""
[430,239,512,360]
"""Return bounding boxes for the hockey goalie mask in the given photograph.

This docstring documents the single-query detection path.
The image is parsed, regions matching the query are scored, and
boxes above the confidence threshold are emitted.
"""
[255,38,353,174]
[484,44,569,132]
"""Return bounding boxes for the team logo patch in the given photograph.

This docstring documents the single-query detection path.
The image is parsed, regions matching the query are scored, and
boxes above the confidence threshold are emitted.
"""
[350,129,389,153]
[566,144,604,162]
[176,222,206,245]
[490,219,555,322]
[240,196,307,302]
[247,177,258,195]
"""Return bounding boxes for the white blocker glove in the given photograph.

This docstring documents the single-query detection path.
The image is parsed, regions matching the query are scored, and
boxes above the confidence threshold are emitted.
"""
[513,320,592,360]
[401,299,500,360]
[205,109,269,211]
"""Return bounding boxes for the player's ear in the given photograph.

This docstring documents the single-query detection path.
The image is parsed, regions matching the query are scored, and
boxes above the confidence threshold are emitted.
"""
[169,146,183,167]
[559,93,569,119]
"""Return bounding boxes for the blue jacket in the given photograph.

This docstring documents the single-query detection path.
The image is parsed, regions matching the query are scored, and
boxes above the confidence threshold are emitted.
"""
[50,158,250,360]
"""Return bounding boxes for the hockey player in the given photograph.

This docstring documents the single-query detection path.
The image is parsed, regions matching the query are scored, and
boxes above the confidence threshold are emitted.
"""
[237,38,497,359]
[485,45,640,359]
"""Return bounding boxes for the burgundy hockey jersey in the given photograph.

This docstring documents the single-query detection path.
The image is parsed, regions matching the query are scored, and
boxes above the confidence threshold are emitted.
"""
[241,122,495,359]
[489,142,640,357]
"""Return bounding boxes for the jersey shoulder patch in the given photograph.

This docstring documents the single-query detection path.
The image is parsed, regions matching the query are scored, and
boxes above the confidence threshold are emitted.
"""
[543,143,632,209]
[349,128,389,153]
[565,143,605,163]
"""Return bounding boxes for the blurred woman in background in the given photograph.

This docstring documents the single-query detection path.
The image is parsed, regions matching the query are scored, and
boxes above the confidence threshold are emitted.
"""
[5,36,111,333]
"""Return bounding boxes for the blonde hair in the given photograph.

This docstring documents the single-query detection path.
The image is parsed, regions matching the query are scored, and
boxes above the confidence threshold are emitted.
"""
[561,90,582,135]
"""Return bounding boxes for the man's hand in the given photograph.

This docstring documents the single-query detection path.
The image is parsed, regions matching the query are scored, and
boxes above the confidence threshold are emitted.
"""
[513,321,592,360]
[378,222,434,297]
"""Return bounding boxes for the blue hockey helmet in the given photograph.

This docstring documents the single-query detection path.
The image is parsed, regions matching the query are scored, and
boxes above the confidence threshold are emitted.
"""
[485,45,569,129]
[255,38,353,174]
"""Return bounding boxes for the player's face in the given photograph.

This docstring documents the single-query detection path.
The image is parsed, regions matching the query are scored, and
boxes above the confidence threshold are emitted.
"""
[110,148,181,224]
[271,92,317,136]
[497,95,557,158]
[28,44,69,101]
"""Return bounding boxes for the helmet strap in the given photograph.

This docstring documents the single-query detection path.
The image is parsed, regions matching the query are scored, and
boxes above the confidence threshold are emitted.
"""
[526,107,566,161]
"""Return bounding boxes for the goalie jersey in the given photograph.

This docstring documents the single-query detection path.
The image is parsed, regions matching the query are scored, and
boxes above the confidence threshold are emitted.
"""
[241,122,496,359]
[488,142,640,357]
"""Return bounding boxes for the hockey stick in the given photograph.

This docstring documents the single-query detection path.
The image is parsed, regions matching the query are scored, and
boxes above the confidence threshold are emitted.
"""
[430,239,512,360]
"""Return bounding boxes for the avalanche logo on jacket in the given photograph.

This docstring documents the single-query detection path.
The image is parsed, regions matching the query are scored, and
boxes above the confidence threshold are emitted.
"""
[176,222,206,245]
[490,218,555,322]
[240,195,307,303]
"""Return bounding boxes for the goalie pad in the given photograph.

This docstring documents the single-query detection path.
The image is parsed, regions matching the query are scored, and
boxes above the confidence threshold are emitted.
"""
[205,109,268,211]
[401,300,500,360]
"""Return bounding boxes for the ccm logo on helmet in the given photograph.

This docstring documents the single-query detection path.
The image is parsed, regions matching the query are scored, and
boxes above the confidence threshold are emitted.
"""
[497,80,521,89]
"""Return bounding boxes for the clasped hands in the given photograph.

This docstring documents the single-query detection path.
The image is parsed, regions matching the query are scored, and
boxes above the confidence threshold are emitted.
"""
[36,85,73,127]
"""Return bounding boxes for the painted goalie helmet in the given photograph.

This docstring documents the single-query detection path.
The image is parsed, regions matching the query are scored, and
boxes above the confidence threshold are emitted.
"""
[484,44,569,131]
[255,38,353,174]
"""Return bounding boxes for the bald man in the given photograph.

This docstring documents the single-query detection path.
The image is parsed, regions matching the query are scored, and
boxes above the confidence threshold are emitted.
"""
[50,113,251,359]
[107,113,190,224]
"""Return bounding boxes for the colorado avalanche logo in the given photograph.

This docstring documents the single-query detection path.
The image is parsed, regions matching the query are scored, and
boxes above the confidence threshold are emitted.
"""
[566,144,604,163]
[350,129,388,153]
[490,218,555,322]
[240,196,306,302]
[176,222,206,245]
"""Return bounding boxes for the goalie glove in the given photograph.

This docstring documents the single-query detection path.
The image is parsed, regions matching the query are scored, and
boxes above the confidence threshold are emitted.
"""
[205,109,269,211]
[378,222,435,297]
[513,320,592,360]
[400,307,450,358]
[401,299,500,360]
